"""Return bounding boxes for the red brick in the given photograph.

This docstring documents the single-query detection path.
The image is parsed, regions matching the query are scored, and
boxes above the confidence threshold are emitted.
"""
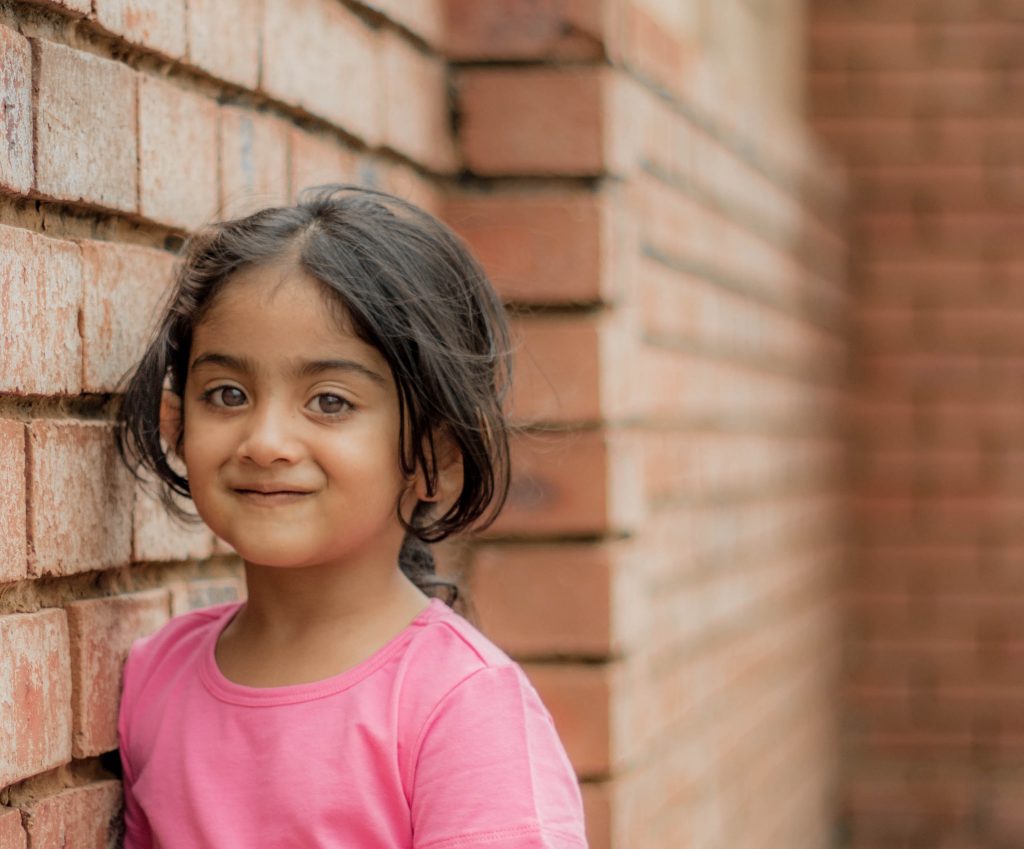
[470,543,623,657]
[0,26,32,195]
[458,68,607,176]
[138,76,218,230]
[78,240,174,393]
[491,429,643,536]
[375,161,444,216]
[364,0,444,46]
[19,0,90,12]
[443,0,607,60]
[219,106,290,218]
[0,808,25,849]
[510,315,602,423]
[132,477,214,563]
[523,662,623,778]
[185,0,259,88]
[168,576,246,616]
[0,227,83,396]
[66,590,169,756]
[19,782,121,848]
[379,31,456,173]
[33,41,137,212]
[443,191,609,304]
[261,0,380,144]
[0,609,71,787]
[288,128,361,201]
[0,421,27,585]
[27,421,133,577]
[93,0,186,59]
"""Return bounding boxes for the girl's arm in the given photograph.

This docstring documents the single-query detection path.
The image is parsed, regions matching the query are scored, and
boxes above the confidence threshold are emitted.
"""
[410,664,588,849]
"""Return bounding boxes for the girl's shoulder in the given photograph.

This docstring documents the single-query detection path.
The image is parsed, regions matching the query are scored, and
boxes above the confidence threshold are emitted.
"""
[125,600,240,682]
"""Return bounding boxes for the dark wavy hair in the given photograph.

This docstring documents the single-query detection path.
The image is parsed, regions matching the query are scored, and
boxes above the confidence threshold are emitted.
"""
[116,184,512,604]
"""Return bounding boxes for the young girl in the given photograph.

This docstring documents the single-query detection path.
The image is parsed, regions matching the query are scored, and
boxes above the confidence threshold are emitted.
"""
[115,185,588,849]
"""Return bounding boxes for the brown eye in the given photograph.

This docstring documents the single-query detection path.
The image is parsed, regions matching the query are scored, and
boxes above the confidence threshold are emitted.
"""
[310,393,350,415]
[214,387,246,407]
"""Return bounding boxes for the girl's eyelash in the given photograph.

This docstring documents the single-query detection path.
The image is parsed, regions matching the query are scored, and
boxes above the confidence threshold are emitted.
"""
[197,387,354,416]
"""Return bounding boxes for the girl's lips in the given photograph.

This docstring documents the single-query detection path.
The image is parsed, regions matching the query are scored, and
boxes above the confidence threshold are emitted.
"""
[233,489,312,506]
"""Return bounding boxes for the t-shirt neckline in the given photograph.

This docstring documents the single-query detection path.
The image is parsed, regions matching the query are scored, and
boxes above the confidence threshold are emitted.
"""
[200,597,448,706]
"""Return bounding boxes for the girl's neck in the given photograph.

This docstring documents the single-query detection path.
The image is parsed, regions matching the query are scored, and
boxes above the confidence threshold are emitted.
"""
[233,559,430,645]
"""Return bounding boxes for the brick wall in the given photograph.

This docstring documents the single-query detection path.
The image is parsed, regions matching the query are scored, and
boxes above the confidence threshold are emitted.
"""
[0,1,847,847]
[809,1,1024,846]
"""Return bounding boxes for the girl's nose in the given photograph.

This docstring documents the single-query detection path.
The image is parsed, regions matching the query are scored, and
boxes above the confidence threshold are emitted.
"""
[236,403,304,466]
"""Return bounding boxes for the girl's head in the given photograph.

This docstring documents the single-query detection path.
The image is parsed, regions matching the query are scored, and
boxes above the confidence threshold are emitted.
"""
[117,184,512,603]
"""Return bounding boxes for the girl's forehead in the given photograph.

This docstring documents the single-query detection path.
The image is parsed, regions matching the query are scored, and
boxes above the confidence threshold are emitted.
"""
[191,264,380,370]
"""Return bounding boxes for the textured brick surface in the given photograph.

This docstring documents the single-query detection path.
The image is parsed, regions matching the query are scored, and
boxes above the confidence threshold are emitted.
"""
[168,576,246,616]
[0,227,83,396]
[0,26,32,195]
[492,430,643,537]
[19,782,122,848]
[0,808,25,849]
[364,0,444,46]
[0,420,27,585]
[93,0,187,58]
[132,479,214,563]
[261,0,380,143]
[380,30,456,173]
[219,106,290,218]
[186,0,259,88]
[458,68,606,175]
[0,609,71,787]
[27,421,133,577]
[289,128,361,200]
[471,543,617,657]
[443,192,607,304]
[66,590,169,756]
[79,240,175,393]
[444,0,607,60]
[138,76,219,230]
[33,41,137,212]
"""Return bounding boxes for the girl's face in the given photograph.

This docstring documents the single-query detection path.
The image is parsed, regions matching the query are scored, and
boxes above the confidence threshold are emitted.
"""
[175,263,416,571]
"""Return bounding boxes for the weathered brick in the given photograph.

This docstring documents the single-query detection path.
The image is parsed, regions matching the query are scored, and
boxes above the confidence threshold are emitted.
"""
[0,609,71,787]
[0,807,26,849]
[78,240,175,393]
[376,161,444,216]
[33,41,137,212]
[27,421,133,577]
[471,543,620,657]
[261,0,380,144]
[523,662,623,778]
[19,782,121,848]
[458,68,607,176]
[0,26,32,195]
[363,0,444,46]
[185,0,259,88]
[444,0,607,60]
[168,576,246,616]
[219,106,290,219]
[0,420,27,585]
[66,590,169,756]
[19,0,91,13]
[93,0,187,59]
[138,76,218,230]
[132,477,214,563]
[0,227,83,395]
[288,128,362,201]
[491,429,643,536]
[443,192,608,304]
[379,30,457,173]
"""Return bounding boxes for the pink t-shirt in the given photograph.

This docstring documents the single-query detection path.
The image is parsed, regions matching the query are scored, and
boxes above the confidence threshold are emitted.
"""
[118,598,588,849]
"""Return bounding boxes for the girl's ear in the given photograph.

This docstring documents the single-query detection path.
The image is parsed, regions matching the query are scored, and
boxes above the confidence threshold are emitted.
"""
[414,434,463,508]
[159,391,184,456]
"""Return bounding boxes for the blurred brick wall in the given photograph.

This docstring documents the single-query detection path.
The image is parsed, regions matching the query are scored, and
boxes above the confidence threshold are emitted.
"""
[1,1,847,847]
[809,1,1024,846]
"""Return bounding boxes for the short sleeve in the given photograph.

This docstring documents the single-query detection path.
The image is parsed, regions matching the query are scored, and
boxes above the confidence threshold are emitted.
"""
[118,643,154,849]
[410,664,588,849]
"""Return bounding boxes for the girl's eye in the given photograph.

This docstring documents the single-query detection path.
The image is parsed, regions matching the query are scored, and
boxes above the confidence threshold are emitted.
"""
[204,386,247,408]
[309,393,351,416]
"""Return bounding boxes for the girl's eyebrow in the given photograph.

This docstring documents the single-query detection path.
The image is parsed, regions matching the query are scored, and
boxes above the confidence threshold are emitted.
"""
[190,352,387,385]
